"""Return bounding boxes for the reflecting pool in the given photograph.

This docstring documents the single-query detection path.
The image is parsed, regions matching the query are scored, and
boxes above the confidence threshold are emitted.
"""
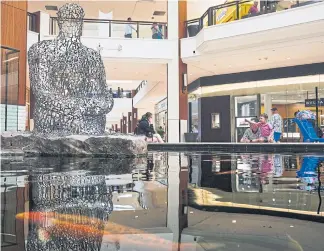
[1,152,323,251]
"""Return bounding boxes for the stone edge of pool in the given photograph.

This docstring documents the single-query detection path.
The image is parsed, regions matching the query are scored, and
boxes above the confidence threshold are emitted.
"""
[1,132,148,157]
[147,143,324,153]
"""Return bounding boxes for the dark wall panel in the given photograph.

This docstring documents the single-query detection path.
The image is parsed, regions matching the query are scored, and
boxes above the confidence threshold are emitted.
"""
[188,62,324,92]
[199,95,231,142]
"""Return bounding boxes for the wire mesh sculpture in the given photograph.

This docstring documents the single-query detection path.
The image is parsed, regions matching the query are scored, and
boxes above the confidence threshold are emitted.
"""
[27,171,114,251]
[28,3,113,135]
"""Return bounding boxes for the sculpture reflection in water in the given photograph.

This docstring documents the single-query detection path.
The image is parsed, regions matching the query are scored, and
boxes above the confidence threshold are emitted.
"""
[28,3,113,135]
[26,171,116,251]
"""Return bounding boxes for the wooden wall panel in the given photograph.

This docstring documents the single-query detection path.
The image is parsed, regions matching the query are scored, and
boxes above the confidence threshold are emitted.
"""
[2,1,27,11]
[178,0,188,120]
[1,1,27,106]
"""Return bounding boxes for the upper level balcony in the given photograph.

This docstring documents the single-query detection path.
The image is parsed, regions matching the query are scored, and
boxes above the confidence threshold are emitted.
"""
[181,1,324,57]
[27,12,175,63]
[181,0,324,82]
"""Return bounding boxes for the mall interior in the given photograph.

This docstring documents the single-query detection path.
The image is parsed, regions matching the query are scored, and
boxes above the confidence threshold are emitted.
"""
[1,1,324,251]
[1,0,324,142]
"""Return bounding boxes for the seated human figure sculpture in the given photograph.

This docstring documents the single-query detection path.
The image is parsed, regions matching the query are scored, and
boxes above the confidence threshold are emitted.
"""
[28,3,113,135]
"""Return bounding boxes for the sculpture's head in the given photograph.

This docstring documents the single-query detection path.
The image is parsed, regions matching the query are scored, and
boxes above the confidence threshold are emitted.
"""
[57,3,85,37]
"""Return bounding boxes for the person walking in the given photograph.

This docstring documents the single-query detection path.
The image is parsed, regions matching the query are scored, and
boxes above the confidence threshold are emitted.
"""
[270,107,283,142]
[124,17,137,38]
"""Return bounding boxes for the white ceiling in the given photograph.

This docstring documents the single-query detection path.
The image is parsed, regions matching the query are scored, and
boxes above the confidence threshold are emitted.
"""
[187,39,324,84]
[28,0,167,22]
[104,60,167,90]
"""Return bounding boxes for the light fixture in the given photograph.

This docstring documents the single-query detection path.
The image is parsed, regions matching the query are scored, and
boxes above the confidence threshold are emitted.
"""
[153,11,166,16]
[287,57,291,60]
[2,57,18,63]
[45,5,58,10]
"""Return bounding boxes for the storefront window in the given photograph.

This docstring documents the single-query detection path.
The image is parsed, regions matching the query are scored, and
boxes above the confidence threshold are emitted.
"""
[234,95,260,142]
[211,113,220,129]
[154,98,167,141]
[1,46,19,131]
[189,98,199,132]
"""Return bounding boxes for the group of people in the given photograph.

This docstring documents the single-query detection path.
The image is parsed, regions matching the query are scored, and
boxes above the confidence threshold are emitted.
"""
[124,17,164,39]
[241,108,282,143]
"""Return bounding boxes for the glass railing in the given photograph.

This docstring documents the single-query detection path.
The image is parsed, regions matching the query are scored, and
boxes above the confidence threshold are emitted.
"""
[109,89,132,98]
[185,0,322,37]
[135,80,147,95]
[49,17,167,39]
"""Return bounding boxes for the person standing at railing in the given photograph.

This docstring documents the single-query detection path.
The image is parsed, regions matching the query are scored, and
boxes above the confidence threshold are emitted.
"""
[151,23,163,39]
[248,1,259,14]
[124,17,137,38]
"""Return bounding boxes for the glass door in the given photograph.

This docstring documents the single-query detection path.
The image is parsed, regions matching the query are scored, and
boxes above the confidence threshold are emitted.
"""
[1,46,20,131]
[234,95,260,142]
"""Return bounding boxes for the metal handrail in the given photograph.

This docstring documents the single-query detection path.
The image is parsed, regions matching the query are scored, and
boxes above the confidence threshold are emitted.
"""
[135,80,147,95]
[49,17,168,38]
[184,0,252,37]
[184,0,320,37]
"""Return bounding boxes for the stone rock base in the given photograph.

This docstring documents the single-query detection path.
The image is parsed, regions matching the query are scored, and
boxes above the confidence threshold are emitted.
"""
[1,132,147,157]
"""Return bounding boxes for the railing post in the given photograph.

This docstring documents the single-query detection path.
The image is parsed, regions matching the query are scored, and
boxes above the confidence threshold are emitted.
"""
[199,17,203,31]
[137,22,139,38]
[109,21,111,37]
[236,1,240,20]
[207,8,213,26]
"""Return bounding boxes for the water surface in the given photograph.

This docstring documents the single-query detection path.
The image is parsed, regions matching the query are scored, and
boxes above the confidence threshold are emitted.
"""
[1,152,323,251]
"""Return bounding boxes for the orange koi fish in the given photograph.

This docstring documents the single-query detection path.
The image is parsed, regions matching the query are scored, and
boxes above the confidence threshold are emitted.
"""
[16,212,195,250]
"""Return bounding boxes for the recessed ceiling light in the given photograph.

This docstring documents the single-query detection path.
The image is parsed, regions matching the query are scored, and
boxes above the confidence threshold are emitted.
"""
[287,57,291,60]
[228,65,232,68]
[153,11,166,16]
[45,5,58,11]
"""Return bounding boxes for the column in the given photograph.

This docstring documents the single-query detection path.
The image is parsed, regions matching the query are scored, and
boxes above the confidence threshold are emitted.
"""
[128,112,132,133]
[167,154,180,247]
[131,91,138,131]
[167,0,188,143]
[122,116,127,133]
[264,94,272,117]
[131,107,138,131]
[167,153,189,249]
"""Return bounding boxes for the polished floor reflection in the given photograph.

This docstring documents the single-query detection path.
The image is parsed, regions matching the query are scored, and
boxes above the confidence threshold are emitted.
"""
[1,152,323,251]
